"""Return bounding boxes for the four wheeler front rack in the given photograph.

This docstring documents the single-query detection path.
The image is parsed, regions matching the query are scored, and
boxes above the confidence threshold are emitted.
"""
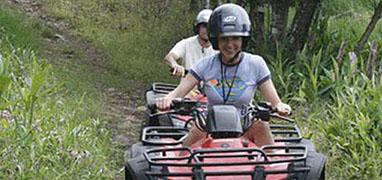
[143,145,309,179]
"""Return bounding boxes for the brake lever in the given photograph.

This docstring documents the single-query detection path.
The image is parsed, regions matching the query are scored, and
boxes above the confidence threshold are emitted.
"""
[149,109,177,117]
[270,113,295,123]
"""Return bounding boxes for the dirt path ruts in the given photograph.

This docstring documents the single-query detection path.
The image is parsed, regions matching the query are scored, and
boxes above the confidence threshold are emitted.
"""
[7,0,145,173]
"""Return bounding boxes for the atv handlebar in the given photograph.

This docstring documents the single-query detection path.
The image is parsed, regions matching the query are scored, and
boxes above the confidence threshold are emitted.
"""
[150,99,294,131]
[156,99,294,123]
[149,98,200,116]
[246,101,294,123]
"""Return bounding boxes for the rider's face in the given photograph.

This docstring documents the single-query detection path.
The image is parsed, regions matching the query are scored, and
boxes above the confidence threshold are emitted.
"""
[218,36,242,60]
[198,23,208,41]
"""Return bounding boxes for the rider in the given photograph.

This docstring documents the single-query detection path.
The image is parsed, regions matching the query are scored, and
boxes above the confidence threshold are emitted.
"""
[157,4,291,147]
[164,9,217,77]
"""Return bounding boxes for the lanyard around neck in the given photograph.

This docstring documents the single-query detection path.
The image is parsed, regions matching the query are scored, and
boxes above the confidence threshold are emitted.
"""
[220,54,241,104]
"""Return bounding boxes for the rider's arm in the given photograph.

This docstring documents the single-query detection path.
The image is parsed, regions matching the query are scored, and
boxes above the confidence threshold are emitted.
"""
[156,74,199,110]
[166,39,186,65]
[164,52,181,67]
[258,79,281,105]
[168,74,199,98]
[164,52,185,76]
[258,79,291,115]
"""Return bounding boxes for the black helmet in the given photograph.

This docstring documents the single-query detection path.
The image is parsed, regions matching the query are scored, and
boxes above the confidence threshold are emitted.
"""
[193,9,213,34]
[208,4,251,50]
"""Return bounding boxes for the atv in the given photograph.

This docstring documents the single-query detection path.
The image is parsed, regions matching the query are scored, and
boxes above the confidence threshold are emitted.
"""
[126,100,326,180]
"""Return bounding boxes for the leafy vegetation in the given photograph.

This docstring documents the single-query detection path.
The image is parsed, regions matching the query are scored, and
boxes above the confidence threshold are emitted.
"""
[267,46,382,178]
[264,2,382,179]
[1,0,381,179]
[0,3,118,179]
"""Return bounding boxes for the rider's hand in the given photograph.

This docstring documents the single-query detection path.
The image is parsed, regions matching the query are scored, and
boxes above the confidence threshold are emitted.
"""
[171,63,185,77]
[155,95,173,110]
[275,102,291,117]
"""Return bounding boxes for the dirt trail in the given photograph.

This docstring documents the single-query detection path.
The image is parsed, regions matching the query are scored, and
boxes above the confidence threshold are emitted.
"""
[7,0,145,166]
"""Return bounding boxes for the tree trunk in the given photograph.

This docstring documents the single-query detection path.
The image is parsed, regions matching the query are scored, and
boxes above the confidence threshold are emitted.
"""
[249,0,265,54]
[355,2,382,54]
[287,0,321,56]
[270,0,292,44]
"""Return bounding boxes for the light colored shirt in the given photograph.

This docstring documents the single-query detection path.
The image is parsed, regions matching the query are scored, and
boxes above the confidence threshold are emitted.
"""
[190,52,271,109]
[170,35,217,69]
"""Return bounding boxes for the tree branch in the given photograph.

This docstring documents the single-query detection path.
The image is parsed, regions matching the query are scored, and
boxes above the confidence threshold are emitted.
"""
[354,2,382,54]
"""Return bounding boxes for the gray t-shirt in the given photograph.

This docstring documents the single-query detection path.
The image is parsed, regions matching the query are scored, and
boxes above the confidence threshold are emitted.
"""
[190,52,270,109]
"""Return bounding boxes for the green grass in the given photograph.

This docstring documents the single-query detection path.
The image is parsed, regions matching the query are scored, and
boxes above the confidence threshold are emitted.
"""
[37,0,195,88]
[0,2,118,178]
[0,3,54,51]
[322,0,378,16]
[300,76,382,179]
[0,42,117,179]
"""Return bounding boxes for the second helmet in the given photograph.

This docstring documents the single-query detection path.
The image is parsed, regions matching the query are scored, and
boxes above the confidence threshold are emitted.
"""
[194,9,213,34]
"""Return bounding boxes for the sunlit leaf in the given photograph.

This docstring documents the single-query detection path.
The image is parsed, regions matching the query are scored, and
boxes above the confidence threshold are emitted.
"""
[0,75,11,95]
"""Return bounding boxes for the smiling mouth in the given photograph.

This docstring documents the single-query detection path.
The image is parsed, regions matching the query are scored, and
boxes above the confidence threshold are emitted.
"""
[224,49,236,54]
